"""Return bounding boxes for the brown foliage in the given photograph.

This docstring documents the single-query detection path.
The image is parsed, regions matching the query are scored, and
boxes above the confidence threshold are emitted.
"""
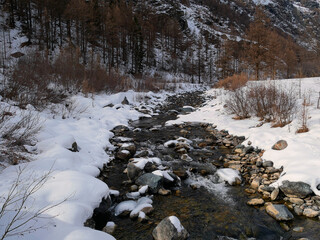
[216,73,248,91]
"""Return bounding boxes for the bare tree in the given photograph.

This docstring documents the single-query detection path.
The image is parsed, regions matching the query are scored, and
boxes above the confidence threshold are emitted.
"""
[0,165,68,240]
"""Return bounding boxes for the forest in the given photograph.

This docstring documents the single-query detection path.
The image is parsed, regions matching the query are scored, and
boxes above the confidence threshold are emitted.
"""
[0,0,320,101]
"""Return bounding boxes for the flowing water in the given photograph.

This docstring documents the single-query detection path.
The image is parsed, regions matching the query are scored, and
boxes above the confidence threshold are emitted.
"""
[93,91,320,240]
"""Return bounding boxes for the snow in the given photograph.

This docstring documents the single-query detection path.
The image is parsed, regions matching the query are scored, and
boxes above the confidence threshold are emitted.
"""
[129,203,153,218]
[153,170,174,182]
[169,216,185,233]
[114,200,137,216]
[252,0,274,6]
[216,168,241,185]
[131,157,162,169]
[167,77,320,195]
[0,90,170,240]
[138,185,149,194]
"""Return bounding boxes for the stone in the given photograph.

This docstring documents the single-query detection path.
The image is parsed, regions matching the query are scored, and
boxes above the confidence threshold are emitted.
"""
[280,180,313,198]
[120,143,136,155]
[130,185,138,191]
[173,168,188,180]
[271,188,279,201]
[116,150,131,161]
[272,140,288,150]
[121,96,129,105]
[289,198,304,205]
[136,173,163,193]
[266,204,294,221]
[152,216,189,240]
[293,227,304,233]
[280,222,290,232]
[111,125,130,134]
[263,161,274,168]
[158,188,171,196]
[251,177,261,189]
[102,222,117,234]
[68,142,79,152]
[127,162,142,180]
[180,154,193,162]
[130,205,154,218]
[294,206,303,216]
[303,208,319,218]
[247,198,265,206]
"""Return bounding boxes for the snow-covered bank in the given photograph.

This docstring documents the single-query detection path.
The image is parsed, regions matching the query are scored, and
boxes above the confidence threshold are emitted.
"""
[167,77,320,195]
[0,90,173,240]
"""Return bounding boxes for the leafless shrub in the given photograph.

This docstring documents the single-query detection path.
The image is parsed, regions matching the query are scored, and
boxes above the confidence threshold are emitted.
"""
[296,93,310,133]
[224,82,297,126]
[0,165,68,240]
[1,110,43,146]
[216,73,248,91]
[62,99,89,119]
[225,88,251,119]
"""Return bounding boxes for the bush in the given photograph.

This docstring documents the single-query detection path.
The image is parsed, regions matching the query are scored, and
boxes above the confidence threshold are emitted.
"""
[216,73,248,91]
[225,88,251,119]
[225,82,297,126]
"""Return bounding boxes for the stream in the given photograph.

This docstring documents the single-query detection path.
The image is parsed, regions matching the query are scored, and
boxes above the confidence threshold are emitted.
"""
[89,91,320,240]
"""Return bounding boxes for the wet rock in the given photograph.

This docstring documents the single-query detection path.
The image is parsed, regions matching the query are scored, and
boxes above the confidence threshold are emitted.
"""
[180,154,193,162]
[172,168,188,180]
[293,227,304,233]
[152,216,189,240]
[280,180,313,198]
[272,140,288,150]
[144,162,158,173]
[130,185,138,191]
[247,198,265,206]
[262,161,274,168]
[116,150,131,161]
[120,143,136,155]
[289,197,304,205]
[266,204,294,221]
[303,208,319,218]
[270,188,279,201]
[294,206,304,216]
[127,162,143,180]
[280,222,290,231]
[102,222,117,234]
[135,150,149,158]
[111,125,130,134]
[251,177,261,189]
[159,188,171,196]
[136,173,163,193]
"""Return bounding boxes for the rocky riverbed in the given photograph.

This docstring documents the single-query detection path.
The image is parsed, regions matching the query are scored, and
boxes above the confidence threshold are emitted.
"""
[86,91,320,240]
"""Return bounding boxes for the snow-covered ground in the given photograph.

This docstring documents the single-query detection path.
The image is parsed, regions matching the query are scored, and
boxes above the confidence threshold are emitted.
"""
[0,89,178,240]
[168,77,320,195]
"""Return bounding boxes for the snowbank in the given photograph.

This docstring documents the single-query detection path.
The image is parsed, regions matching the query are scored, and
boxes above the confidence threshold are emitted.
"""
[167,77,320,195]
[0,90,168,240]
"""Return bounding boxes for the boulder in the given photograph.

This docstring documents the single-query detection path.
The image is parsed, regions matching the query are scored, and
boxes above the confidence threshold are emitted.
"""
[127,162,143,180]
[247,198,265,206]
[280,180,313,198]
[136,173,163,193]
[303,208,319,218]
[266,204,294,221]
[152,216,189,240]
[272,140,288,150]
